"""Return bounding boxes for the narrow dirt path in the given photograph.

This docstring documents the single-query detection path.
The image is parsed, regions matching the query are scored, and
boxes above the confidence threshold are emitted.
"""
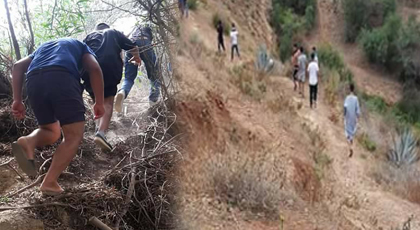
[274,76,420,229]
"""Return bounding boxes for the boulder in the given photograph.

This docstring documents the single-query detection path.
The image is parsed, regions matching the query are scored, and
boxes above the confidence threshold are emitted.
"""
[0,210,44,230]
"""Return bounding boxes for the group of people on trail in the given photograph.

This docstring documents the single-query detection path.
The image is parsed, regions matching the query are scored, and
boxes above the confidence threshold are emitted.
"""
[290,43,360,157]
[292,44,319,108]
[216,21,240,61]
[11,22,159,195]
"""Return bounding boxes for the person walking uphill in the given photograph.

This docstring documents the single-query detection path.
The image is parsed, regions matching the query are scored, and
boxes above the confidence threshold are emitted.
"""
[11,38,105,195]
[291,44,301,91]
[115,24,160,113]
[230,23,240,61]
[216,20,225,52]
[344,83,361,158]
[83,23,140,152]
[297,47,307,97]
[308,53,320,108]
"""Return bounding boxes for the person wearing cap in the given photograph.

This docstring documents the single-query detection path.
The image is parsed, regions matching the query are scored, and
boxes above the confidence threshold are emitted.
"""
[82,23,141,151]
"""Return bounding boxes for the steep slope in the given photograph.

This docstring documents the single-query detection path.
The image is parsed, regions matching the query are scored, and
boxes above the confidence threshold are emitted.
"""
[174,0,420,229]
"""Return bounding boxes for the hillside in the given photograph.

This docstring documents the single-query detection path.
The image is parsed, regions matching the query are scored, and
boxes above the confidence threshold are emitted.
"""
[174,0,420,229]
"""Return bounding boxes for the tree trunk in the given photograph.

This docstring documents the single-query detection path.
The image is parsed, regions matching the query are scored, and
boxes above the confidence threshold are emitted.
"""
[23,0,35,54]
[3,0,21,60]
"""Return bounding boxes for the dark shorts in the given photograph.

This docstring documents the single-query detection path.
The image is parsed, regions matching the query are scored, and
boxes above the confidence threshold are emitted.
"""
[293,65,299,80]
[27,67,85,126]
[82,66,120,100]
[85,84,117,100]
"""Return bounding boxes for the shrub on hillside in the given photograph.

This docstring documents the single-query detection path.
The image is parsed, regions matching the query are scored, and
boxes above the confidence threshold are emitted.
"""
[343,0,396,42]
[317,43,345,71]
[212,12,230,36]
[358,14,401,66]
[187,0,198,11]
[388,127,419,167]
[304,4,316,30]
[273,0,316,16]
[272,7,304,62]
[397,86,420,124]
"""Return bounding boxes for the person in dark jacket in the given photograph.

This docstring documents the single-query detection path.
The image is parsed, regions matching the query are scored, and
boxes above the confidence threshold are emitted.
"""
[216,20,225,52]
[83,23,140,151]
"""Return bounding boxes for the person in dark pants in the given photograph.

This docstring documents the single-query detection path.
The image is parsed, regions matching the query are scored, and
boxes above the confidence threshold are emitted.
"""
[83,23,140,152]
[11,38,105,195]
[115,25,160,112]
[216,20,225,52]
[307,53,320,108]
[230,23,240,61]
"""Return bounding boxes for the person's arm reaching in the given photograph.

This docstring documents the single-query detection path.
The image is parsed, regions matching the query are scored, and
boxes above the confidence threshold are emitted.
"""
[128,46,141,65]
[11,56,32,120]
[82,53,105,119]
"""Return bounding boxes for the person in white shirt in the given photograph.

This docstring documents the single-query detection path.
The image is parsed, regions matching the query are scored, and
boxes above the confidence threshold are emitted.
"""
[307,53,320,108]
[230,23,240,61]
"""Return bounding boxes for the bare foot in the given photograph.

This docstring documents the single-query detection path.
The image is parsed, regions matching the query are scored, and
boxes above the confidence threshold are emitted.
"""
[40,181,64,194]
[17,137,35,160]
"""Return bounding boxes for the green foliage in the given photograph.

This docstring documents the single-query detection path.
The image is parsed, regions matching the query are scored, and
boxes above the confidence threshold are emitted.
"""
[304,4,316,30]
[361,93,388,113]
[343,0,397,42]
[358,133,377,152]
[212,13,230,36]
[388,127,419,167]
[33,0,89,44]
[187,0,198,11]
[271,0,316,61]
[358,14,401,66]
[272,7,304,62]
[255,45,274,75]
[317,44,345,71]
[273,0,316,16]
[397,86,420,124]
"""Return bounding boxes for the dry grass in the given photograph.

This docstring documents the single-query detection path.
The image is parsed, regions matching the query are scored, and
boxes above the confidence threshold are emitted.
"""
[229,64,267,100]
[204,145,295,220]
[371,162,420,205]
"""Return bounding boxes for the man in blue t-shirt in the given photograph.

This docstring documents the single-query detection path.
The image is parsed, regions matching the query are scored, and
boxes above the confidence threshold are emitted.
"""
[11,38,105,196]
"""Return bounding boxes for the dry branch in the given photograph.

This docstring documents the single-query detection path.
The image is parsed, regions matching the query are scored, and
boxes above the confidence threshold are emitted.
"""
[0,159,24,180]
[7,173,45,198]
[89,216,114,230]
[0,202,73,213]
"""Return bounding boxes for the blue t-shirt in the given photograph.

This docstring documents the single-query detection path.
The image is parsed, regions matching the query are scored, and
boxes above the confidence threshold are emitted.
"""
[27,38,95,80]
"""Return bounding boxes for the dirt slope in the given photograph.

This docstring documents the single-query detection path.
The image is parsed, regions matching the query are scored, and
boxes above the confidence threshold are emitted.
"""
[174,0,420,229]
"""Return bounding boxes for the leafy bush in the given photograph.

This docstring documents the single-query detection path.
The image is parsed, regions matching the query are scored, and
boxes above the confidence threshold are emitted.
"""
[187,0,198,11]
[358,133,377,152]
[388,127,419,167]
[358,14,401,66]
[343,0,396,42]
[304,4,316,30]
[272,7,304,62]
[397,86,420,124]
[361,93,388,113]
[317,43,345,71]
[212,12,230,36]
[271,1,316,61]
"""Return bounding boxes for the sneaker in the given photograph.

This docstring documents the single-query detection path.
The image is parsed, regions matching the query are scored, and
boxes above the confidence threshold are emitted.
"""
[149,100,158,108]
[94,133,113,152]
[115,90,125,113]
